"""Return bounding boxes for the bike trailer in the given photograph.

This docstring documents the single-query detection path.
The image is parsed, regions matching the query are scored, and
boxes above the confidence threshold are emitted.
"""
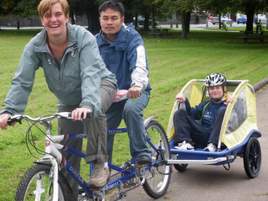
[166,79,262,178]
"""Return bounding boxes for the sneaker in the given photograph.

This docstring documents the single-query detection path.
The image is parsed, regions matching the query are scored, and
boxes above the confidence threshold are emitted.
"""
[88,162,109,188]
[204,143,216,152]
[175,141,194,150]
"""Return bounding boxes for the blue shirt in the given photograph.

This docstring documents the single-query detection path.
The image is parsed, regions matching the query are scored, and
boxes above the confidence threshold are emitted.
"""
[186,99,226,128]
[96,24,150,91]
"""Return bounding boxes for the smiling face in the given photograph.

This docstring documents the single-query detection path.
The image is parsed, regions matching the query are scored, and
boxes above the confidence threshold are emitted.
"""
[41,2,69,39]
[208,85,224,101]
[99,8,124,41]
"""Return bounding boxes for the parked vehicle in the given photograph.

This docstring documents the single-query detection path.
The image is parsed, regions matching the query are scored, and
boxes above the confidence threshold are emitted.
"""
[237,15,247,24]
[208,16,232,25]
[208,16,219,24]
[255,14,267,24]
[136,16,158,28]
[221,16,233,23]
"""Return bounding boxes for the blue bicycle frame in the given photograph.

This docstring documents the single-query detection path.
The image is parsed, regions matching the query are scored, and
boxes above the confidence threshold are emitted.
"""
[62,127,157,198]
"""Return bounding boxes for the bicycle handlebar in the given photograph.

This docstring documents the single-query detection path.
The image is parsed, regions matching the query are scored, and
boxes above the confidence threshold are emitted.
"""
[7,112,86,125]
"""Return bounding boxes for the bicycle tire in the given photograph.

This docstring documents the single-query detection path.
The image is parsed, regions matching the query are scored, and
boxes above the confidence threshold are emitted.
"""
[243,137,261,178]
[173,163,188,172]
[143,120,171,198]
[15,163,74,201]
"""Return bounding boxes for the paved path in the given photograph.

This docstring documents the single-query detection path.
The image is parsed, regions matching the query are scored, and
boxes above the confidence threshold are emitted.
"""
[127,85,268,201]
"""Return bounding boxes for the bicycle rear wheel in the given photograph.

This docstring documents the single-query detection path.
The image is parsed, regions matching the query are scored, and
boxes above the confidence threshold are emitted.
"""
[243,137,261,178]
[15,163,73,201]
[143,120,171,198]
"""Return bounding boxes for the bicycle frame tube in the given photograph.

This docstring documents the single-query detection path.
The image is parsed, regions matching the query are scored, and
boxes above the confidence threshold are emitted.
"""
[40,132,64,201]
[62,128,140,197]
[65,162,92,196]
[108,128,128,135]
[36,155,60,201]
[45,135,64,163]
[63,142,137,196]
[107,164,137,187]
[51,158,59,201]
[40,126,145,198]
[55,133,92,196]
[49,126,150,199]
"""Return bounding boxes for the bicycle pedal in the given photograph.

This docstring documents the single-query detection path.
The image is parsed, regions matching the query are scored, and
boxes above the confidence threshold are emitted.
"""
[137,167,155,181]
[135,166,147,177]
[91,186,105,192]
[121,161,134,170]
[106,188,120,201]
[77,194,91,201]
[92,190,105,201]
[123,178,138,188]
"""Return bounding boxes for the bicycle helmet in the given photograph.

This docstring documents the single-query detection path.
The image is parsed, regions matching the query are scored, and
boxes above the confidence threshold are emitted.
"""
[205,73,226,87]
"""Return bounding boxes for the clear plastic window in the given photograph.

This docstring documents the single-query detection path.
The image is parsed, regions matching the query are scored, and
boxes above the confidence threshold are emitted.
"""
[226,90,247,133]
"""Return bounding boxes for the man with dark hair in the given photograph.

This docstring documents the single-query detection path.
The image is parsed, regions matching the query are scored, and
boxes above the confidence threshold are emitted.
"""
[96,0,152,166]
[98,0,125,16]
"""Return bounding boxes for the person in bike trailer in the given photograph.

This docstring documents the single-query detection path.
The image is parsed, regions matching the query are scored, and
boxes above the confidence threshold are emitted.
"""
[96,1,152,166]
[0,0,117,198]
[173,73,228,152]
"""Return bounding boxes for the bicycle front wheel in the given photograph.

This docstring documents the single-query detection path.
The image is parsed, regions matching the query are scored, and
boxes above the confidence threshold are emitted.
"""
[15,164,73,201]
[143,119,171,198]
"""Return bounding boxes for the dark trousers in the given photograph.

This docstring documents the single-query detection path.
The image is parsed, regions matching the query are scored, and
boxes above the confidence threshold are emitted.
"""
[173,106,226,148]
[58,79,116,200]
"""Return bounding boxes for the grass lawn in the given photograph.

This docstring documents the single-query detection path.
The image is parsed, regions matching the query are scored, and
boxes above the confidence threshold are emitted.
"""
[0,29,268,200]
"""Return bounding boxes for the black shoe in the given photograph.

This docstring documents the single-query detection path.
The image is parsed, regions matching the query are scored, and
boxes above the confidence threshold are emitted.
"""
[135,155,152,177]
[135,155,152,166]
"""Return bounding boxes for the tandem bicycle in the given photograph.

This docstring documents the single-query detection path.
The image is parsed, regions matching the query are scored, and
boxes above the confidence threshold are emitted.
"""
[9,112,171,201]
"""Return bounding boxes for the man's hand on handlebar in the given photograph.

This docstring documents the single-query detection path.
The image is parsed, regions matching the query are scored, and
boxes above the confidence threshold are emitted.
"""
[71,107,91,121]
[113,87,142,103]
[113,89,128,102]
[0,113,11,129]
[128,86,142,99]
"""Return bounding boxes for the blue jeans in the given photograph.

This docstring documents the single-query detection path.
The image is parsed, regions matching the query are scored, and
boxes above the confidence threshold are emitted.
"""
[106,91,151,162]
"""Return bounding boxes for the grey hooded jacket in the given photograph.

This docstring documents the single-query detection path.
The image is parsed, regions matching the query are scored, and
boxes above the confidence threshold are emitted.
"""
[1,24,116,116]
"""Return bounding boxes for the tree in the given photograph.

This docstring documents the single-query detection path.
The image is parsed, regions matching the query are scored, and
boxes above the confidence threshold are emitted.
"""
[13,0,38,17]
[244,0,257,33]
[0,0,17,15]
[141,0,157,31]
[156,0,195,38]
[241,0,266,33]
[121,0,157,31]
[69,0,100,34]
[178,0,194,38]
[0,0,38,29]
[226,0,267,33]
[197,0,233,29]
